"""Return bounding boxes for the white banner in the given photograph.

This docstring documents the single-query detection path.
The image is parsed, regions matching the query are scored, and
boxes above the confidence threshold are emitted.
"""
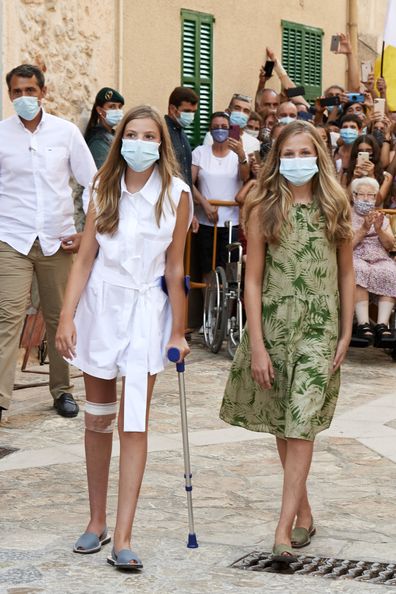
[384,0,396,46]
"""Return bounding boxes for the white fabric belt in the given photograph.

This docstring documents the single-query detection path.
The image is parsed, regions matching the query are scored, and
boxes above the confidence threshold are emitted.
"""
[94,268,164,432]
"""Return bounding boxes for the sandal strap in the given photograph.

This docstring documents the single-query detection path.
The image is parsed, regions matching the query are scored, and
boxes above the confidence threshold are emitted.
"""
[272,543,295,556]
[74,531,100,551]
[74,527,108,551]
[112,547,142,566]
[291,527,310,544]
[375,323,391,334]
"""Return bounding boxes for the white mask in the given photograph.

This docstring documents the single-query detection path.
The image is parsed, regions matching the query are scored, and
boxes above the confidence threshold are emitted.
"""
[245,128,259,138]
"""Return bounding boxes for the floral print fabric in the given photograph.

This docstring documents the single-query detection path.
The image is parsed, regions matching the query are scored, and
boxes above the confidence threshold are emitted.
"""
[220,202,341,441]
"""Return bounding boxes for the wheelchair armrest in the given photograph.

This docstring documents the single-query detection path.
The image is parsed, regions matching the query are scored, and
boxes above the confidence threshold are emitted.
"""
[226,242,242,252]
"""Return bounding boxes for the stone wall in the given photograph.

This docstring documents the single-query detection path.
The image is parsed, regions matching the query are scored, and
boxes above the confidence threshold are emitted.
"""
[2,0,119,129]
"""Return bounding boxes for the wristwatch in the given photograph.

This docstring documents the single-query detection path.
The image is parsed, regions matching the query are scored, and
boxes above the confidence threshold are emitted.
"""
[239,157,248,164]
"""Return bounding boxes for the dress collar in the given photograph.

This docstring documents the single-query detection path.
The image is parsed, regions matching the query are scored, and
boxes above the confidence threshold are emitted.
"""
[120,165,161,205]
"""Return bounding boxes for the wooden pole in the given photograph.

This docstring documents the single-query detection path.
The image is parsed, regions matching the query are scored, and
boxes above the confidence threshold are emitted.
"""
[348,0,359,58]
[380,40,385,77]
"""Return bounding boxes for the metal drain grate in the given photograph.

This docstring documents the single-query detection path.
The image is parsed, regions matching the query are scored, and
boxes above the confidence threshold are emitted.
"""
[0,446,18,459]
[232,552,396,586]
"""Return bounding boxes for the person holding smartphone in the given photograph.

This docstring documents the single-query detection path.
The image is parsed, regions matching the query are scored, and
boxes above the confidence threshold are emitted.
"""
[343,134,393,204]
[203,94,260,154]
[192,112,249,286]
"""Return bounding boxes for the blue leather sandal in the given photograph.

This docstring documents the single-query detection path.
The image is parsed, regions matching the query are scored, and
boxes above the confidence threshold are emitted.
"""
[73,528,111,554]
[107,547,143,571]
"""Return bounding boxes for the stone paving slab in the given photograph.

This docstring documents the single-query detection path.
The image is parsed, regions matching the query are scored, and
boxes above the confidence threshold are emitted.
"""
[0,339,396,593]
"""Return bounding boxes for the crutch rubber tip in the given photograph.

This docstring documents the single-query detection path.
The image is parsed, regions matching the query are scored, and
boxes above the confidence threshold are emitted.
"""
[187,533,199,548]
[168,347,180,362]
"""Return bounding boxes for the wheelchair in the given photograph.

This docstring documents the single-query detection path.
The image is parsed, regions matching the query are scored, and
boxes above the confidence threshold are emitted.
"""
[203,220,244,358]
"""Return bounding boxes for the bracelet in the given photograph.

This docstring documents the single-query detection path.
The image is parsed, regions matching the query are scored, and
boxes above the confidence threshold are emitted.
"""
[239,157,248,165]
[383,139,391,144]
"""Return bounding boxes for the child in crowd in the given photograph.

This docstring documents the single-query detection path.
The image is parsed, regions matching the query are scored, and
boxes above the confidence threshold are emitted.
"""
[220,121,354,565]
[56,105,191,571]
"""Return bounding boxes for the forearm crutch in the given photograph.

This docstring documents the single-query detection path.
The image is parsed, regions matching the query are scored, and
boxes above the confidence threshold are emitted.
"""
[167,346,198,548]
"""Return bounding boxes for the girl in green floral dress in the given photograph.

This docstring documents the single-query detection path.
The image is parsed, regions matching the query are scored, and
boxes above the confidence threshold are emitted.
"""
[220,121,354,564]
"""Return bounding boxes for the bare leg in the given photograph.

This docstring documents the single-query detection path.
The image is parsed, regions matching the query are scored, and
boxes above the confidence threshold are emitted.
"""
[275,437,312,529]
[83,373,117,536]
[113,374,156,555]
[274,438,314,547]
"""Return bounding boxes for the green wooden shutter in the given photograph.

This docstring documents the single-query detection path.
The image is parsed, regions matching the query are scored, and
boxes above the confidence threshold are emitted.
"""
[282,20,323,102]
[181,10,214,147]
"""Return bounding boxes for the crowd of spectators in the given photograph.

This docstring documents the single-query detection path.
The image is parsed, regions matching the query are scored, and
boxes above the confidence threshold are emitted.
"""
[1,30,396,421]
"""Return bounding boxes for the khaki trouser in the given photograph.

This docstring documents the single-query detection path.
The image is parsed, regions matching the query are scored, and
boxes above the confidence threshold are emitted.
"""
[0,240,73,410]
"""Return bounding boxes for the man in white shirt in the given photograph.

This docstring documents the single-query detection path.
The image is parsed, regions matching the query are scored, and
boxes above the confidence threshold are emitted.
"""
[0,64,97,421]
[203,93,260,154]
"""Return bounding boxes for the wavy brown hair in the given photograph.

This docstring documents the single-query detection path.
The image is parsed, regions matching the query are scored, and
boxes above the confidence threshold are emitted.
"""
[93,105,180,235]
[244,121,352,244]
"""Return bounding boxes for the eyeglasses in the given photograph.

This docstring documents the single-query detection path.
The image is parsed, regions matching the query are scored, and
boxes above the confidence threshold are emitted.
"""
[232,93,252,103]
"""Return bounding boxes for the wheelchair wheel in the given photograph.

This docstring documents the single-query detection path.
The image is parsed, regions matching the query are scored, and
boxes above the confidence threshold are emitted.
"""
[227,298,243,359]
[203,266,227,353]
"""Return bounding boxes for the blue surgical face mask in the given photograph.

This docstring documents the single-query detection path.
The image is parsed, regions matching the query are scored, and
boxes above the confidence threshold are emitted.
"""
[278,116,296,125]
[177,111,195,128]
[354,200,376,216]
[121,139,160,172]
[105,109,124,127]
[211,128,229,143]
[362,126,368,135]
[340,128,359,144]
[13,96,40,120]
[229,111,249,128]
[279,156,318,186]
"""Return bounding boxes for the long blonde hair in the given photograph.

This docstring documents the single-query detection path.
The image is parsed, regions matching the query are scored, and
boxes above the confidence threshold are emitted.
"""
[244,121,352,244]
[93,105,180,235]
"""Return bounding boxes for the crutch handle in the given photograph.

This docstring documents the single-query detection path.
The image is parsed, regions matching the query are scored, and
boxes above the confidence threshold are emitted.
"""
[167,347,185,372]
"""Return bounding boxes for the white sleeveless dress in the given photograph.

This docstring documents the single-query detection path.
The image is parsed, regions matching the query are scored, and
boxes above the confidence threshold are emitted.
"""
[70,166,192,431]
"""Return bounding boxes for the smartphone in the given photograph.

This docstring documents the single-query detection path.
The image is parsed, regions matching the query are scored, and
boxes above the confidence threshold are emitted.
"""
[361,61,372,83]
[297,111,313,121]
[346,92,365,103]
[357,151,370,166]
[319,96,340,107]
[330,34,340,52]
[263,60,275,78]
[285,86,305,98]
[374,97,386,116]
[229,124,241,140]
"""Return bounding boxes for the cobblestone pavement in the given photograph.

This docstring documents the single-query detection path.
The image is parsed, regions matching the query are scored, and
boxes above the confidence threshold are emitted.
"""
[1,337,396,594]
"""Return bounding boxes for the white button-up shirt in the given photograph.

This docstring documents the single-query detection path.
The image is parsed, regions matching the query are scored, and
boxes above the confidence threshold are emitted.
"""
[0,110,97,256]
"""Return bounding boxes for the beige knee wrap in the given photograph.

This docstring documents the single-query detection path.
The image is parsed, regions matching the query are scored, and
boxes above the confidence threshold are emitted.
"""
[85,401,117,433]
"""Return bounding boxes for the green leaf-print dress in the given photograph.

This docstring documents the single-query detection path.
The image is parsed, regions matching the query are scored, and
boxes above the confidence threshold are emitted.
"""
[220,202,340,441]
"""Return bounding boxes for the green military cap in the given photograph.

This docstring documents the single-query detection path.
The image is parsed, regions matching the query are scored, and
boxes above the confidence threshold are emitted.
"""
[95,87,125,106]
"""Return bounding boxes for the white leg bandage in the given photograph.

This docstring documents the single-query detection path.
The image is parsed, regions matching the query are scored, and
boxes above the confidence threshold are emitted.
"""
[85,401,117,433]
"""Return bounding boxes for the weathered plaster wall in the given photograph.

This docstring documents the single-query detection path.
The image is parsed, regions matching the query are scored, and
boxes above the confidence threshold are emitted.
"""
[122,0,349,115]
[2,0,119,128]
[358,0,388,63]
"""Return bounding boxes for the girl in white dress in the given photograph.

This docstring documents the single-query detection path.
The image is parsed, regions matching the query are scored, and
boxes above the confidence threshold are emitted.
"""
[56,105,191,571]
